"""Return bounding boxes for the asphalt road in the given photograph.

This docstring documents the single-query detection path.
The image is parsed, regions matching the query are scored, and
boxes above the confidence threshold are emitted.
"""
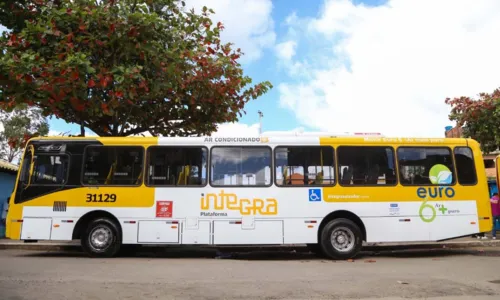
[1,247,500,300]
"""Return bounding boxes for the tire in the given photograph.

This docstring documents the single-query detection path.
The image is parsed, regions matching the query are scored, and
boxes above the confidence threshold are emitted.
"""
[81,218,121,258]
[319,218,363,260]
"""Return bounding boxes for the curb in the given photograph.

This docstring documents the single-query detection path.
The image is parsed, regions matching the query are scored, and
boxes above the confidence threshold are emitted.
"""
[361,241,500,251]
[1,240,499,252]
[0,243,80,251]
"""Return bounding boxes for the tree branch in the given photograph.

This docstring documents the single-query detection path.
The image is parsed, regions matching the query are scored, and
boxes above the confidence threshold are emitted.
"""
[131,0,138,13]
[122,126,149,136]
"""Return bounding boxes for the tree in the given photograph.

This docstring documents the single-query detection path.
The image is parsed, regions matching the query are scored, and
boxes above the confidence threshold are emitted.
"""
[0,1,54,34]
[0,0,272,137]
[445,88,500,153]
[0,104,49,162]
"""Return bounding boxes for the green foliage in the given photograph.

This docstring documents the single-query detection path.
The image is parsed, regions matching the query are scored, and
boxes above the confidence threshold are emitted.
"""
[0,1,45,34]
[0,104,49,162]
[445,88,500,153]
[0,0,272,136]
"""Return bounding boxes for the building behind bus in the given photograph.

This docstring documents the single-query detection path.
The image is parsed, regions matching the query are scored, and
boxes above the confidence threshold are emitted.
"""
[0,160,18,238]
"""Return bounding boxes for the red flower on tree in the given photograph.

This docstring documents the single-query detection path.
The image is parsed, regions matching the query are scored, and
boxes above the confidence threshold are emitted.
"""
[445,88,500,153]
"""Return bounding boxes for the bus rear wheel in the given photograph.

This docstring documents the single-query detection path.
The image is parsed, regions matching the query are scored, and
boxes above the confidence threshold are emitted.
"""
[320,218,362,260]
[81,218,121,258]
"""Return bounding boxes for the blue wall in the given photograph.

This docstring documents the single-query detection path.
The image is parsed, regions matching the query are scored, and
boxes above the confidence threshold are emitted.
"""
[488,180,498,197]
[0,172,16,238]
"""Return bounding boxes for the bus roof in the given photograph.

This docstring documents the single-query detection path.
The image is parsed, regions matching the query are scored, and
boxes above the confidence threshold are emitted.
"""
[28,135,472,146]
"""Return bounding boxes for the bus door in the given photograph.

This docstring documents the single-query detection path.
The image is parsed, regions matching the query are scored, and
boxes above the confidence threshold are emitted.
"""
[16,144,35,204]
[18,143,70,240]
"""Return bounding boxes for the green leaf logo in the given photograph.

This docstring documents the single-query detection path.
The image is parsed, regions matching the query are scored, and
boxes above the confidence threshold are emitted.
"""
[429,164,452,185]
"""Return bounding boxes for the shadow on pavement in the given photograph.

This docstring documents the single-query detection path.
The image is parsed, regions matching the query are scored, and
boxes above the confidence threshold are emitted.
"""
[14,246,500,261]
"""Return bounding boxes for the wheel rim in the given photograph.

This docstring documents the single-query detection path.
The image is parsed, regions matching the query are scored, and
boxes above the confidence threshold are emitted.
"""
[330,226,355,252]
[88,225,113,252]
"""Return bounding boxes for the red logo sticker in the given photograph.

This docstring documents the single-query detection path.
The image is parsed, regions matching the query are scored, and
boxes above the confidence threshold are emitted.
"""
[156,201,173,218]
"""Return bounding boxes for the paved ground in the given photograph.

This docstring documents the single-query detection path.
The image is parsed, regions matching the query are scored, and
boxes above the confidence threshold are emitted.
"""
[1,247,500,300]
[2,235,500,251]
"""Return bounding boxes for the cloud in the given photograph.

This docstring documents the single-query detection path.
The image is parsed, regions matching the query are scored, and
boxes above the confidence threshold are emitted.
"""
[275,40,297,60]
[184,0,275,63]
[212,122,261,136]
[48,130,62,136]
[285,12,298,26]
[128,122,261,137]
[278,0,500,137]
[211,122,306,137]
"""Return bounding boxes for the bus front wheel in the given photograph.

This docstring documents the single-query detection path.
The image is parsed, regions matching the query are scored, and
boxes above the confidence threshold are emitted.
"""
[81,218,121,258]
[320,218,362,260]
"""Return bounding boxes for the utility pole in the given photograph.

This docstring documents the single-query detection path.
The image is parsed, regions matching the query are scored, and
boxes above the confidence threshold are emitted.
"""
[258,110,263,135]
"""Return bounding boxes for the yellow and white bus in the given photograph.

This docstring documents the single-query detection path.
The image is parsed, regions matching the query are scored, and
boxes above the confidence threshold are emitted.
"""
[5,134,494,259]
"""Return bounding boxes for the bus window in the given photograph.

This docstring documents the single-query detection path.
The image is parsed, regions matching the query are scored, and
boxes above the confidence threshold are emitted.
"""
[275,146,335,186]
[397,147,455,186]
[210,146,271,187]
[337,146,396,186]
[147,147,207,186]
[31,155,69,185]
[19,147,33,185]
[454,147,477,185]
[82,146,144,186]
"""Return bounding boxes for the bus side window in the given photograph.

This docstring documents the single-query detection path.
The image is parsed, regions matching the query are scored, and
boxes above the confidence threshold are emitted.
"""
[337,146,395,186]
[147,147,207,187]
[454,147,477,185]
[397,147,455,186]
[275,146,335,186]
[211,146,271,187]
[82,146,144,186]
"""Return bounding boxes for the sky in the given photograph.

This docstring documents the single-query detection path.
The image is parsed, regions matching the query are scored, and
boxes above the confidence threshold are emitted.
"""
[4,0,500,138]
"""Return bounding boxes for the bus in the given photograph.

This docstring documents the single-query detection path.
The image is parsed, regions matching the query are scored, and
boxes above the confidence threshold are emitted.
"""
[5,134,495,259]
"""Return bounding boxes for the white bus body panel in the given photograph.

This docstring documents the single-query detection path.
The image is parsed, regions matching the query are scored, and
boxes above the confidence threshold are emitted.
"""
[20,198,480,245]
[21,217,52,240]
[213,220,283,244]
[138,220,179,243]
[50,218,76,241]
[182,220,211,244]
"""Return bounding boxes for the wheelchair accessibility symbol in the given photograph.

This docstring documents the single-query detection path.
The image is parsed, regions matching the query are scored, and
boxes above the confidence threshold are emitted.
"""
[309,189,322,202]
